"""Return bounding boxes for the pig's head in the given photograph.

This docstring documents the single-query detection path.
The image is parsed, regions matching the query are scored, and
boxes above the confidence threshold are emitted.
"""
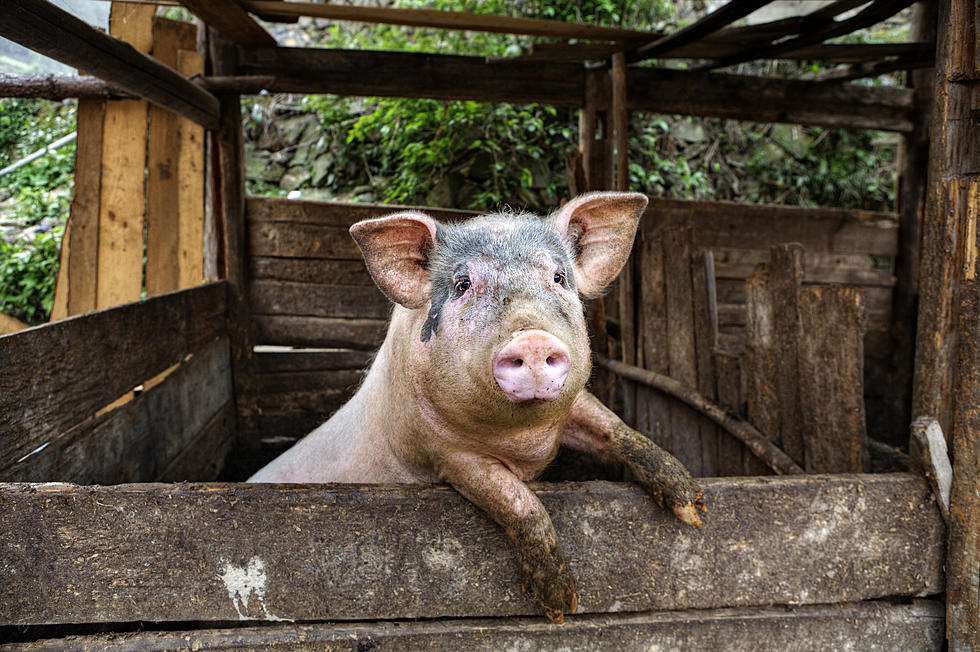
[350,192,648,430]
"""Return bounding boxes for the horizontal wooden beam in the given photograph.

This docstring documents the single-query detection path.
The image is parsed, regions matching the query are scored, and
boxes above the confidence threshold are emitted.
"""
[242,0,655,42]
[0,282,227,476]
[0,474,944,625]
[0,0,220,129]
[3,601,945,651]
[235,48,915,131]
[178,0,276,48]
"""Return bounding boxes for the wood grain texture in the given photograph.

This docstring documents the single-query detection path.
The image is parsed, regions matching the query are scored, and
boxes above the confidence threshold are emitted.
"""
[798,286,870,473]
[768,244,805,466]
[253,314,388,349]
[3,601,945,651]
[2,337,233,484]
[179,0,275,48]
[0,474,944,626]
[247,196,479,226]
[177,48,207,289]
[643,197,899,256]
[0,0,219,128]
[0,282,227,472]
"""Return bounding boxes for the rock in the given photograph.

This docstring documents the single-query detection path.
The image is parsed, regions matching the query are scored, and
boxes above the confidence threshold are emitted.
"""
[771,123,812,160]
[670,119,707,143]
[254,160,286,184]
[291,143,312,167]
[280,166,312,191]
[311,153,334,187]
[281,114,318,146]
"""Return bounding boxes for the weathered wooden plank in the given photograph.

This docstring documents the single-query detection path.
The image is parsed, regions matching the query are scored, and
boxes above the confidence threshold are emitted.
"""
[744,266,781,475]
[0,312,27,334]
[177,48,206,289]
[692,249,720,475]
[0,282,227,472]
[254,314,388,349]
[244,0,653,42]
[0,474,945,625]
[3,601,946,651]
[95,5,152,309]
[146,18,197,297]
[714,351,748,476]
[769,244,805,466]
[0,0,220,129]
[251,257,373,285]
[249,280,390,319]
[234,48,914,131]
[644,198,899,256]
[798,286,870,473]
[2,337,233,484]
[249,222,363,259]
[635,228,671,452]
[255,348,374,374]
[247,196,479,226]
[662,226,702,474]
[63,99,105,316]
[179,0,276,48]
[947,279,980,648]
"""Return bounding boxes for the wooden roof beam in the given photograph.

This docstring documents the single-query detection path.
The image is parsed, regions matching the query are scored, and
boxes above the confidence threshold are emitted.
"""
[240,0,656,43]
[178,0,276,48]
[699,0,920,72]
[0,0,220,129]
[626,0,773,64]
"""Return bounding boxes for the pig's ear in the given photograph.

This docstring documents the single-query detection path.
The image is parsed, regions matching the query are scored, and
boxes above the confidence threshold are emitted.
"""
[350,212,438,309]
[552,191,648,297]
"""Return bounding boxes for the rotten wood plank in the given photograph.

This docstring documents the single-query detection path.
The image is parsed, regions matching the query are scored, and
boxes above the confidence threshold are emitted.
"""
[0,282,227,473]
[797,286,870,473]
[714,351,748,476]
[0,474,945,626]
[3,338,233,484]
[0,0,219,129]
[769,244,806,466]
[2,601,946,651]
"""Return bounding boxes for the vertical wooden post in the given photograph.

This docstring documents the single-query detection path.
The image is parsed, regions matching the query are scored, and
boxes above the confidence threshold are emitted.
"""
[635,225,670,452]
[177,48,206,288]
[911,0,980,441]
[209,29,257,471]
[948,279,980,649]
[96,3,153,309]
[887,0,936,441]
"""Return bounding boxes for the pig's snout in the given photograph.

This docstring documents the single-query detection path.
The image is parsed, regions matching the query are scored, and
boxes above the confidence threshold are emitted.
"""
[493,330,571,402]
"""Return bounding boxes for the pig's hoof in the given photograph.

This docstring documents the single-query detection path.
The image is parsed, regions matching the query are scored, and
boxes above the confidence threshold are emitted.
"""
[671,491,707,527]
[520,551,577,624]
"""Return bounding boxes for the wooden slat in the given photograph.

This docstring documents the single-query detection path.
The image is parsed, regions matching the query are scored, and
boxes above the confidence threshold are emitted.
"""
[64,99,104,316]
[179,0,276,48]
[95,4,153,310]
[0,0,219,129]
[744,265,782,474]
[627,0,772,63]
[644,198,899,256]
[146,18,197,297]
[254,314,387,349]
[769,245,806,466]
[0,474,944,625]
[692,249,720,475]
[0,282,227,473]
[249,280,390,319]
[177,48,207,288]
[798,286,870,473]
[247,196,479,226]
[249,222,363,259]
[3,338,233,484]
[2,601,946,651]
[243,1,655,43]
[250,257,372,285]
[0,312,27,335]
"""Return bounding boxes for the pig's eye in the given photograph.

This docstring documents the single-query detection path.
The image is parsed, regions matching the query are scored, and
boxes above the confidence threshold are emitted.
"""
[454,277,471,295]
[554,272,566,285]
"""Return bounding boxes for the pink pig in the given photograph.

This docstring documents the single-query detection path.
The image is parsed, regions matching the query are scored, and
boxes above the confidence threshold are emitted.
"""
[250,191,705,623]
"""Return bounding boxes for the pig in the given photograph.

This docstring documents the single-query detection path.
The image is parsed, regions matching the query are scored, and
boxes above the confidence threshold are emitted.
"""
[249,191,705,623]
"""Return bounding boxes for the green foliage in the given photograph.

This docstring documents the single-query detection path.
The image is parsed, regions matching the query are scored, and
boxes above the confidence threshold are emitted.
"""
[0,226,62,324]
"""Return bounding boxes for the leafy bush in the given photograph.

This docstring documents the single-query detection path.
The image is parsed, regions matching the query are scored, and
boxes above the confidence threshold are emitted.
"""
[0,227,62,324]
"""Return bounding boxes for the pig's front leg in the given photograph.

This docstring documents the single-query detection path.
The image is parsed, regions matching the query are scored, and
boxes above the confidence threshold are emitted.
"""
[563,391,706,527]
[440,454,577,624]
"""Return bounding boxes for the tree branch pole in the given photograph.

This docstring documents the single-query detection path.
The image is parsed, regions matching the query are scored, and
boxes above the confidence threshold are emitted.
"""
[594,354,805,475]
